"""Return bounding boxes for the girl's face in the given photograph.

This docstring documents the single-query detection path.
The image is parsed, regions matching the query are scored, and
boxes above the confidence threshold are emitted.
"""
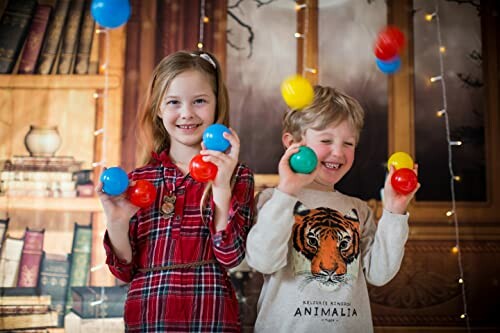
[158,69,216,150]
[303,120,357,188]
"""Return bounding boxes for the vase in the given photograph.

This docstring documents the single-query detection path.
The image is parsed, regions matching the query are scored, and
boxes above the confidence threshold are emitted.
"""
[24,125,62,157]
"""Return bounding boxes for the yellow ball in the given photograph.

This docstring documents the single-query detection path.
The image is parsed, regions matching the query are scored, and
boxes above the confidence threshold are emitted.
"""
[387,152,414,171]
[280,75,314,110]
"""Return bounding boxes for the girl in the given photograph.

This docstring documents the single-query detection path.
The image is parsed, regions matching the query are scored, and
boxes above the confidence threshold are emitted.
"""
[97,50,255,332]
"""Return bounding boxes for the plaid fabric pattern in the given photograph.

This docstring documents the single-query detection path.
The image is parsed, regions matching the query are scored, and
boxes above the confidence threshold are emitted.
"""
[103,152,255,332]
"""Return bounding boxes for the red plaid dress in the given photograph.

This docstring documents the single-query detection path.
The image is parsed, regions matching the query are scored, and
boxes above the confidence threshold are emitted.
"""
[103,152,255,332]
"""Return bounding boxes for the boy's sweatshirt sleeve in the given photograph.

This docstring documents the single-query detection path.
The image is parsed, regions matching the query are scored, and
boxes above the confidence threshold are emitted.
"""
[246,188,297,274]
[361,207,409,286]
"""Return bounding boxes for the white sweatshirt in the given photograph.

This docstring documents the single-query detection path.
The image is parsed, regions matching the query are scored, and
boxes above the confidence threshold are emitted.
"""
[246,188,409,333]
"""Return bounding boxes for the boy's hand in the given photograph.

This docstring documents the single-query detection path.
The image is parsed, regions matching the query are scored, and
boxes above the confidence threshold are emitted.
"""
[277,143,319,196]
[382,164,421,215]
[200,127,240,190]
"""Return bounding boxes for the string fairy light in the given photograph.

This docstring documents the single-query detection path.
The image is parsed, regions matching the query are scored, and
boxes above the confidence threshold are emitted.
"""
[92,27,110,168]
[427,2,470,330]
[197,0,207,50]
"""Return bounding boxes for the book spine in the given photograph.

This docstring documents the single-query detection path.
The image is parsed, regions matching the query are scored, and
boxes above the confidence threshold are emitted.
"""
[74,0,96,75]
[66,223,92,313]
[57,0,85,74]
[0,218,9,253]
[35,0,71,74]
[17,4,52,74]
[17,228,45,287]
[38,252,70,327]
[0,237,24,287]
[0,0,37,73]
[0,304,50,315]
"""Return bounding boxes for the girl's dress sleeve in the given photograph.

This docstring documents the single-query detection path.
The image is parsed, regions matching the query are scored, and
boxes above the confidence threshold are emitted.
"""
[209,164,255,269]
[103,215,139,283]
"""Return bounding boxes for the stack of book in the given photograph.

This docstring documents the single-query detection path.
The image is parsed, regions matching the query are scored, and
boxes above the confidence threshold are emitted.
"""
[64,286,128,333]
[0,287,59,330]
[0,222,93,328]
[0,155,83,197]
[0,0,99,75]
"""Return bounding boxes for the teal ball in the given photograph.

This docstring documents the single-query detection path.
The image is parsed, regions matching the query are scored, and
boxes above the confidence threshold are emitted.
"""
[290,146,318,174]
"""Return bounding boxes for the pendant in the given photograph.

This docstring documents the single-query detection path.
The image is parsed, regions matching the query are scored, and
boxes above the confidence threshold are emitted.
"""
[160,194,176,219]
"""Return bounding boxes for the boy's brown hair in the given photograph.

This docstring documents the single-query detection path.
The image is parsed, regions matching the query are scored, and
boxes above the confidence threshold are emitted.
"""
[283,85,365,144]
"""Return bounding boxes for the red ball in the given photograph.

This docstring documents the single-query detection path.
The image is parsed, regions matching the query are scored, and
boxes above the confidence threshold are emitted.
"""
[391,168,418,195]
[374,26,405,61]
[127,180,157,208]
[189,154,218,182]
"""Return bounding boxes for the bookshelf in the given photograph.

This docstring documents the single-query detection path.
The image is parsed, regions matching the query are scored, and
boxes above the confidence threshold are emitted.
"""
[0,27,126,287]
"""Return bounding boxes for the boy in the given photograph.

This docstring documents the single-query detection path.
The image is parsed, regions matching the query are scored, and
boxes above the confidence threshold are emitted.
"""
[246,85,419,332]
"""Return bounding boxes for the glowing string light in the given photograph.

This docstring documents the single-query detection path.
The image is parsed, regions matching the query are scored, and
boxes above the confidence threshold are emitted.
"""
[198,0,207,50]
[428,2,470,330]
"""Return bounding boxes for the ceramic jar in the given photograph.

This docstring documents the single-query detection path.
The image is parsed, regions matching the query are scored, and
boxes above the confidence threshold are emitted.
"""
[24,125,62,157]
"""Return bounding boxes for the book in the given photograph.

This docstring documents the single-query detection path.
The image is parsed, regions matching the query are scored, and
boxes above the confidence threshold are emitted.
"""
[0,309,59,330]
[36,0,71,74]
[38,252,70,327]
[3,155,83,172]
[17,4,52,74]
[0,304,50,315]
[0,236,24,287]
[0,287,51,305]
[74,0,95,75]
[56,0,85,74]
[65,223,92,313]
[0,0,37,73]
[64,311,124,333]
[17,228,45,287]
[71,286,127,319]
[87,22,99,74]
[0,218,9,252]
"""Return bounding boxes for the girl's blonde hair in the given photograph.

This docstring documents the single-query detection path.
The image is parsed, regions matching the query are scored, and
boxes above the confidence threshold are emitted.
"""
[283,85,365,144]
[137,50,229,165]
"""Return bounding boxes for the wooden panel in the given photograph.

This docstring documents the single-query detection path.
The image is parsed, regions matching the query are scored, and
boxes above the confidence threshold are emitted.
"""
[296,0,318,84]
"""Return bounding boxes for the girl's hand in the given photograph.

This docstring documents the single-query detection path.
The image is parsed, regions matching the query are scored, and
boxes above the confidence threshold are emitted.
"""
[96,176,140,228]
[200,127,240,190]
[277,143,319,196]
[382,164,421,215]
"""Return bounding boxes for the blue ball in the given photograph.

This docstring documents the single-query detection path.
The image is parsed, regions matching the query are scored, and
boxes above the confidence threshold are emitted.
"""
[203,124,231,152]
[290,146,318,174]
[376,55,401,74]
[100,166,129,196]
[91,0,131,29]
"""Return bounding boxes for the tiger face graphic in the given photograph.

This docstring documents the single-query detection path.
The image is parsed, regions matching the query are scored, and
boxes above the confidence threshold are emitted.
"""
[292,202,360,289]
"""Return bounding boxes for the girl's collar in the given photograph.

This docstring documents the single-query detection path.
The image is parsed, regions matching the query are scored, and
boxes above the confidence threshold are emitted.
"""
[151,150,175,168]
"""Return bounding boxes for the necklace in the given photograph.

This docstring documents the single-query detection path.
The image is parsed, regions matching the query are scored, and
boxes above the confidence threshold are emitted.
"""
[160,166,177,219]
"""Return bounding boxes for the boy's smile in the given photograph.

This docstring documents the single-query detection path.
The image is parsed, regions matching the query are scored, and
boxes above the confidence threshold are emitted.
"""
[303,120,356,189]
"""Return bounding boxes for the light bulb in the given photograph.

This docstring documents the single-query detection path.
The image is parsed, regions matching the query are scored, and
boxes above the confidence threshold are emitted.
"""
[430,75,442,83]
[452,246,459,254]
[203,16,209,23]
[197,42,203,49]
[294,32,304,38]
[425,13,436,21]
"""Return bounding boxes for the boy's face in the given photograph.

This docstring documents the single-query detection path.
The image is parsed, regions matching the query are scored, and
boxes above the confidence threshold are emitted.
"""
[302,120,357,188]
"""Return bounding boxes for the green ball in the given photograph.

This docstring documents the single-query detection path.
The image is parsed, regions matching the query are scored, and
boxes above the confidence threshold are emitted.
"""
[290,146,318,174]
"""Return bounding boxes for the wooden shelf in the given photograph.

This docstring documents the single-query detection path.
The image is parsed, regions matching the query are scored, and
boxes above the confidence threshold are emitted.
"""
[0,75,120,89]
[0,196,103,212]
